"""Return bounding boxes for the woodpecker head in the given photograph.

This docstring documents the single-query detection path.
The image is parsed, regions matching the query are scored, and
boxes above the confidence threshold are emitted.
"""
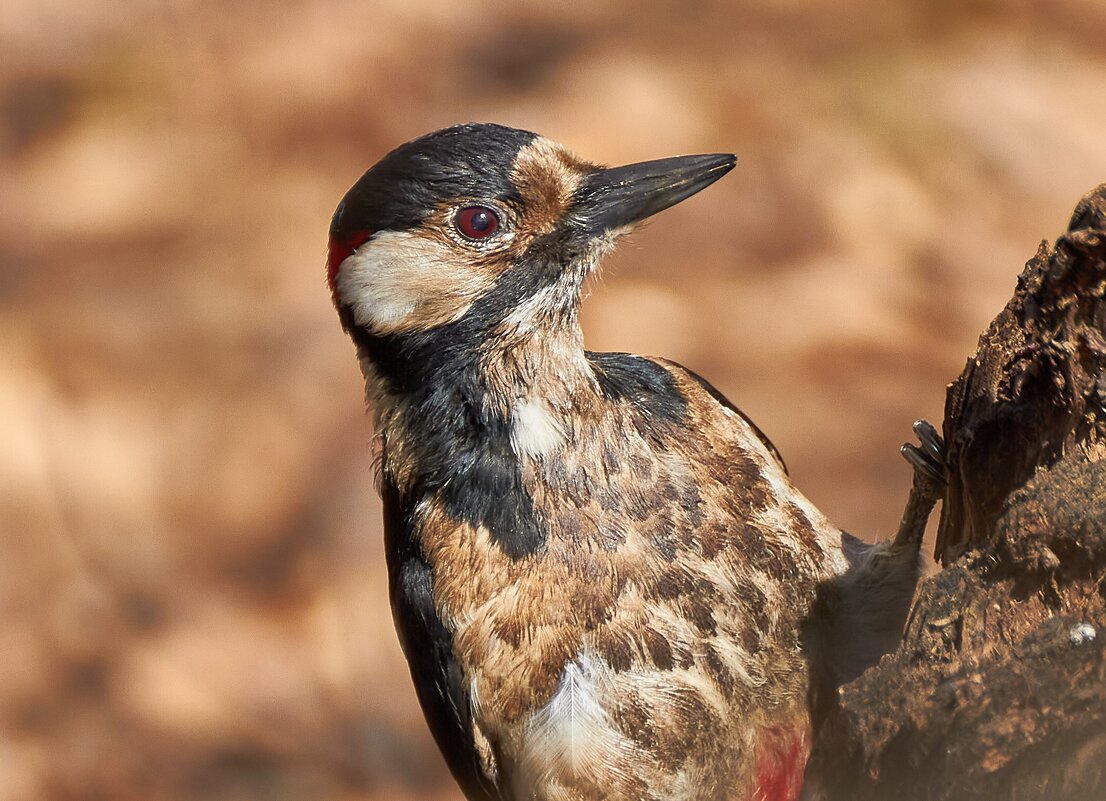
[327,123,734,385]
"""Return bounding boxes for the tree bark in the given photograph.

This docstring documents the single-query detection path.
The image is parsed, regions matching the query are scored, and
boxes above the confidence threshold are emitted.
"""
[804,186,1106,800]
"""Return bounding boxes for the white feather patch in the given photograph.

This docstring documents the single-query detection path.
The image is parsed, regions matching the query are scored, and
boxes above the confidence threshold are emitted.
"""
[516,653,632,794]
[509,397,564,460]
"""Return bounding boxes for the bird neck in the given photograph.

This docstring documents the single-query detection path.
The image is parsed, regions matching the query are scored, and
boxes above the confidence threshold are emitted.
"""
[352,306,594,496]
[480,317,595,417]
[354,310,591,405]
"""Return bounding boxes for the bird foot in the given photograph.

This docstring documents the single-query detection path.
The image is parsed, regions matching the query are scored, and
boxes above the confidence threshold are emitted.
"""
[893,420,947,547]
[900,420,947,493]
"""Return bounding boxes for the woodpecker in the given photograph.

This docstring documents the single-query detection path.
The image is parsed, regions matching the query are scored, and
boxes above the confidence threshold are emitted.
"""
[327,123,945,801]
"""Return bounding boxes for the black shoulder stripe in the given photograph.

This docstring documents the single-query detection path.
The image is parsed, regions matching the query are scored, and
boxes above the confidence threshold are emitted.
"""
[434,426,546,560]
[667,361,789,475]
[586,351,688,427]
[381,479,499,801]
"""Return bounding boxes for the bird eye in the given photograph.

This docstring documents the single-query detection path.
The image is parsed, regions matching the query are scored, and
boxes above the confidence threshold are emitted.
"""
[453,205,501,240]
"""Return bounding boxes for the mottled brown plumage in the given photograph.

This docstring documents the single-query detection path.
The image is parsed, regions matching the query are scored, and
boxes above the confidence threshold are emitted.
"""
[327,124,941,801]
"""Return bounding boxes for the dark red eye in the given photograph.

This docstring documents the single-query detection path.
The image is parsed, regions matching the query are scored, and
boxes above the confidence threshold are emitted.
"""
[453,205,500,240]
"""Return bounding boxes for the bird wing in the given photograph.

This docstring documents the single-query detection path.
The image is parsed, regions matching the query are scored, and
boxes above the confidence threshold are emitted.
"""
[381,477,501,801]
[651,357,789,474]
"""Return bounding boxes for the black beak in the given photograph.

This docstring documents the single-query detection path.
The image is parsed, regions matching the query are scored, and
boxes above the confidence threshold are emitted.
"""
[572,153,736,236]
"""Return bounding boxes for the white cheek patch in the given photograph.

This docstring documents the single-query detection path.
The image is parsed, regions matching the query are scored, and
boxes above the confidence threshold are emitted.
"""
[336,229,489,334]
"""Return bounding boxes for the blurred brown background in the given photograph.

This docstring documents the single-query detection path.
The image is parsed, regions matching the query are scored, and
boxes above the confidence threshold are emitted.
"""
[3,1,1105,799]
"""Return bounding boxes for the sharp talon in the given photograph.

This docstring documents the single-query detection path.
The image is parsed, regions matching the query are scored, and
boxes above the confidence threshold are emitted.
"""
[901,420,948,487]
[901,444,939,482]
[912,420,945,461]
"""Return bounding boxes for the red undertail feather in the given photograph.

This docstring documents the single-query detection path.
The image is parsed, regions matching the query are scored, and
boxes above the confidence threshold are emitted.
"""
[748,729,808,801]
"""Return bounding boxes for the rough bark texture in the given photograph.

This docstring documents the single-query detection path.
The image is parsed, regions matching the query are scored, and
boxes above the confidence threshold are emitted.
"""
[805,186,1106,800]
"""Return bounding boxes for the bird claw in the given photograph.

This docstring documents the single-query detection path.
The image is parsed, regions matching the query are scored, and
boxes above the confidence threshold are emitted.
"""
[892,420,948,547]
[900,420,947,488]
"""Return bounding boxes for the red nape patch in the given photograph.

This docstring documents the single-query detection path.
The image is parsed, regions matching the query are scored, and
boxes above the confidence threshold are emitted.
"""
[748,730,809,801]
[327,230,371,305]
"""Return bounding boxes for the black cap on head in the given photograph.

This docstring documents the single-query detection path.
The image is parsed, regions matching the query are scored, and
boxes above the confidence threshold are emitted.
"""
[330,123,538,243]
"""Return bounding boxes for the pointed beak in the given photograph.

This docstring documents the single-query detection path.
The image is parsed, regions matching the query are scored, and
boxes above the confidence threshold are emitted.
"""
[572,153,736,236]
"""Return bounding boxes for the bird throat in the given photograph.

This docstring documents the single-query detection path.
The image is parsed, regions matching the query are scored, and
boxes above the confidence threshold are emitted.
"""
[358,316,592,560]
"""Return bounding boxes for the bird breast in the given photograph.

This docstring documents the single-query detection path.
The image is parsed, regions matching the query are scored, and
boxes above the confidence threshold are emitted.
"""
[400,361,849,800]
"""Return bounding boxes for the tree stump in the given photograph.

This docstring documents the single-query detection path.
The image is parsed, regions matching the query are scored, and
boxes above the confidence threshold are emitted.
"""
[804,186,1106,800]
